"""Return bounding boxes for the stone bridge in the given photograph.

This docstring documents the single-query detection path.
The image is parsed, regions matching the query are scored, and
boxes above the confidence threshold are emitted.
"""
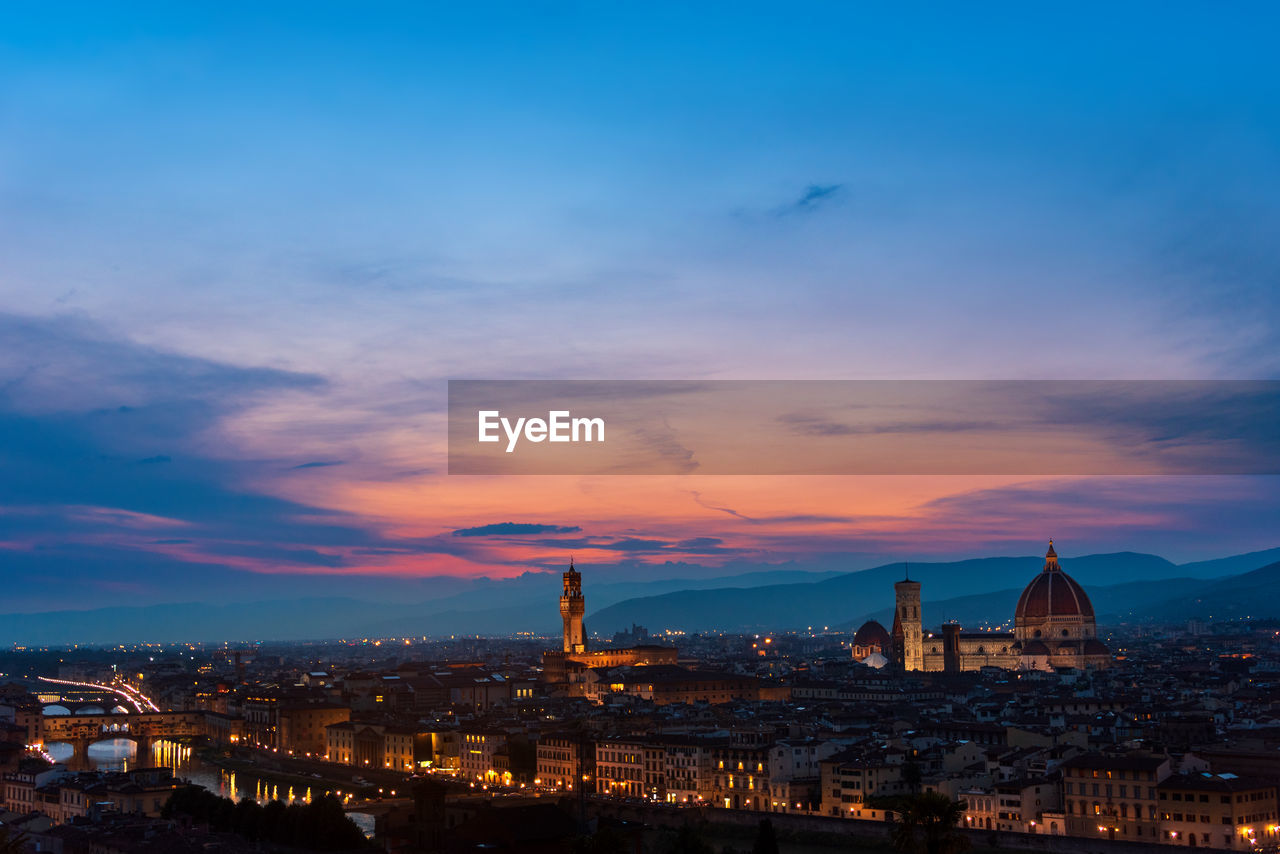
[38,710,207,758]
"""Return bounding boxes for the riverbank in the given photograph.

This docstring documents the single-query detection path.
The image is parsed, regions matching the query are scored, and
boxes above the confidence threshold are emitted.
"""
[194,744,412,801]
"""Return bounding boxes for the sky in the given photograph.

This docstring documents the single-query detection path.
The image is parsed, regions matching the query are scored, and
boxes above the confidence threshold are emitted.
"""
[2,3,1279,612]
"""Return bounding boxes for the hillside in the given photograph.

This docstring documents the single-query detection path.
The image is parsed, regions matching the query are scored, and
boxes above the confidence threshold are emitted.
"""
[586,551,1279,633]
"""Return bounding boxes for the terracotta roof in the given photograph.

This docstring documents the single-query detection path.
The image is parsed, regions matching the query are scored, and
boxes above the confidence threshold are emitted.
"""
[1016,545,1095,620]
[854,620,891,649]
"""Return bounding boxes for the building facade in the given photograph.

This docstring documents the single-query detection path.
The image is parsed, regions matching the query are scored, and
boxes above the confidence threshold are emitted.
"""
[892,542,1112,673]
[541,561,679,695]
[1157,773,1280,850]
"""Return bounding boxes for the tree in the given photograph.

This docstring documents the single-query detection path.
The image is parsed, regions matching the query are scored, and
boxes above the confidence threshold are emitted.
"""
[752,818,779,854]
[572,824,628,854]
[163,787,367,850]
[660,825,714,854]
[0,826,30,854]
[902,760,923,793]
[891,792,969,854]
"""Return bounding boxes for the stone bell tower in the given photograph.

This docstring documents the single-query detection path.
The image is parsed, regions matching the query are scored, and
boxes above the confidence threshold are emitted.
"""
[891,566,923,672]
[560,558,586,653]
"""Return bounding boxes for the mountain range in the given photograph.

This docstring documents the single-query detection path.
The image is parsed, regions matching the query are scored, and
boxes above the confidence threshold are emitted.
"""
[3,547,1278,645]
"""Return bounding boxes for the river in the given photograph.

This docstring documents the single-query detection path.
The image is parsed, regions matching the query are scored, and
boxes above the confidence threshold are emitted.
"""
[43,738,376,836]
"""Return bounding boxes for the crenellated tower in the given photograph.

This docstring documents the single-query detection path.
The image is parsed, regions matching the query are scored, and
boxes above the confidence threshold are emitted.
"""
[560,558,586,653]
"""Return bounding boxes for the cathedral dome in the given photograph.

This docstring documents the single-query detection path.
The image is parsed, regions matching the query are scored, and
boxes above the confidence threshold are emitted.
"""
[854,620,891,650]
[1015,542,1095,621]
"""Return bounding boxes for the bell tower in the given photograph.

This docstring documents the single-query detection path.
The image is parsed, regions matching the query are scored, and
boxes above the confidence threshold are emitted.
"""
[560,558,586,653]
[891,566,923,672]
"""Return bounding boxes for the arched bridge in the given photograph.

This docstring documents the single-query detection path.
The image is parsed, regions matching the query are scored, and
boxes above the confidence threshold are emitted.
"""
[38,710,206,757]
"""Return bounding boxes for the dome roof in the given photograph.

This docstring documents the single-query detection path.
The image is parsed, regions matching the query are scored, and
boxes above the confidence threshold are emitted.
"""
[1015,542,1095,621]
[1084,639,1111,656]
[854,620,891,649]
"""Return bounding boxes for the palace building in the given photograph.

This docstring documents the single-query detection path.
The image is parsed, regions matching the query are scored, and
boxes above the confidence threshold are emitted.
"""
[888,541,1112,673]
[542,560,679,694]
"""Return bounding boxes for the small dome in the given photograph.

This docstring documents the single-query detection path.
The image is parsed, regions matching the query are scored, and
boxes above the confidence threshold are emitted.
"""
[1015,543,1095,621]
[854,620,891,649]
[1084,639,1110,656]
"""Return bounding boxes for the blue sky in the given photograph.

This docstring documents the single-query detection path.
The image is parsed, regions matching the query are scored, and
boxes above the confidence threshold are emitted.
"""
[1,3,1278,612]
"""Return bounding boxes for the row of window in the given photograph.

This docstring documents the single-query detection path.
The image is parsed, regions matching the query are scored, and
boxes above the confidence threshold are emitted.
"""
[1065,782,1158,799]
[1066,799,1157,819]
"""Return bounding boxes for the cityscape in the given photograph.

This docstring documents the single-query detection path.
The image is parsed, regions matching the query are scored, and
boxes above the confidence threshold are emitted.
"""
[3,2,1279,854]
[5,543,1280,853]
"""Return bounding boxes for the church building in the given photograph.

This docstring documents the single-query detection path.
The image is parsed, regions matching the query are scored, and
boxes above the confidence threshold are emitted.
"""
[877,542,1112,673]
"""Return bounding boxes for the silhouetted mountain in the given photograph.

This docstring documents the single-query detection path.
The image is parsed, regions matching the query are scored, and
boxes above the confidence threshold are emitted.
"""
[402,566,845,617]
[4,550,1275,644]
[1145,561,1280,622]
[0,567,841,645]
[1175,547,1280,578]
[587,552,1164,632]
[844,577,1219,631]
[585,550,1277,633]
[0,598,391,646]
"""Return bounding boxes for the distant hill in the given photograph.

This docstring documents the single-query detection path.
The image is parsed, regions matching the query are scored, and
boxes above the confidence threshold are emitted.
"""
[844,577,1219,631]
[0,598,394,646]
[1145,561,1280,622]
[0,567,842,645]
[3,550,1276,645]
[586,551,1280,634]
[1175,548,1280,578]
[585,552,1172,633]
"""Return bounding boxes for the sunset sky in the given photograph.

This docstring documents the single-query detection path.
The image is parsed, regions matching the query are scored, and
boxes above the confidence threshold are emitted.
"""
[2,3,1278,612]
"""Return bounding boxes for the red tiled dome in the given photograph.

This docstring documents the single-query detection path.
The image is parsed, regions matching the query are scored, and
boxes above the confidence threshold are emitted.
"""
[854,620,891,649]
[1084,639,1111,656]
[1015,543,1095,620]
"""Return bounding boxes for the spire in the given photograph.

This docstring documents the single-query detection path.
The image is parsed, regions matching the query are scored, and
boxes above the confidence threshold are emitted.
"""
[903,562,910,582]
[1044,540,1060,572]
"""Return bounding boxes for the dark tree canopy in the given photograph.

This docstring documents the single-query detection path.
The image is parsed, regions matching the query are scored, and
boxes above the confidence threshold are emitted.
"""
[891,792,970,854]
[163,785,368,851]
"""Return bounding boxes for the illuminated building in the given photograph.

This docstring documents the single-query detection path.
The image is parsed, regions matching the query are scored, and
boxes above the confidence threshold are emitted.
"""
[537,733,592,791]
[849,619,890,666]
[324,720,417,770]
[541,560,678,695]
[890,575,923,672]
[1157,773,1279,850]
[891,542,1112,673]
[1061,752,1171,841]
[595,737,645,798]
[560,559,585,653]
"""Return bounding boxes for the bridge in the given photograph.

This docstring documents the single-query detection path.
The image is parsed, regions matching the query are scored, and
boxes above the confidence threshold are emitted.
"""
[38,710,207,759]
[30,675,196,759]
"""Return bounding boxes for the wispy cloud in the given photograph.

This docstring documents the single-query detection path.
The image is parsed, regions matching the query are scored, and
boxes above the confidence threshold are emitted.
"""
[452,522,583,537]
[775,183,842,215]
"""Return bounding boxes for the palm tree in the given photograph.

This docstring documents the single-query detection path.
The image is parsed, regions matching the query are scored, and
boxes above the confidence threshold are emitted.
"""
[891,792,969,854]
